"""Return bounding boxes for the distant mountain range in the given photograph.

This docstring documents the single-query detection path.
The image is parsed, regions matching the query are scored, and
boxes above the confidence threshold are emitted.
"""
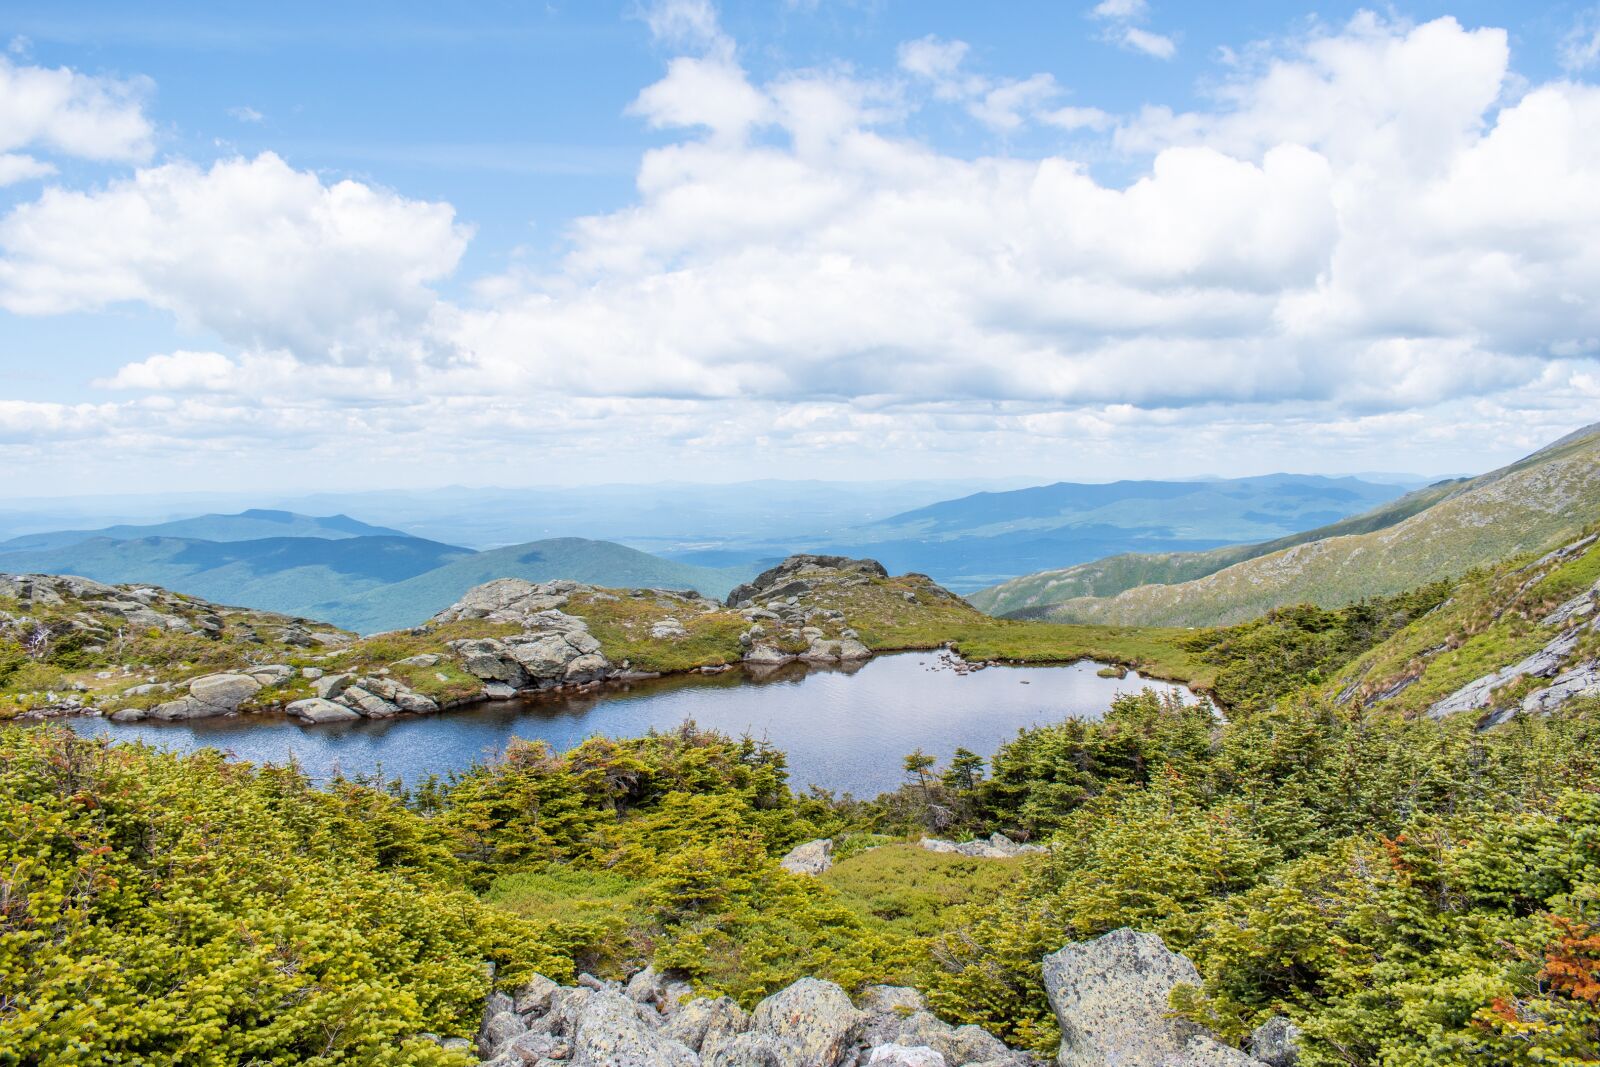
[0,509,404,552]
[796,474,1414,590]
[0,512,749,633]
[976,422,1600,626]
[0,472,1432,627]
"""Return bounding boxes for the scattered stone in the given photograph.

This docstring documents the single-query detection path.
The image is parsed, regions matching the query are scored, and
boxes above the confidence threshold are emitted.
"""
[779,838,834,876]
[315,673,353,700]
[285,697,361,724]
[919,833,1044,859]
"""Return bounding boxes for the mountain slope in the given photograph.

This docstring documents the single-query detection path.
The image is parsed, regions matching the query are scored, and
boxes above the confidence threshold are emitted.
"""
[810,474,1412,592]
[1010,422,1600,627]
[971,478,1464,615]
[310,537,753,633]
[0,509,405,552]
[1320,526,1600,723]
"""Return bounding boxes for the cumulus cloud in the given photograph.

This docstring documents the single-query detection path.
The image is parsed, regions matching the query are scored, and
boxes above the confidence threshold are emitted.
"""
[7,9,1600,486]
[0,56,153,163]
[0,152,470,361]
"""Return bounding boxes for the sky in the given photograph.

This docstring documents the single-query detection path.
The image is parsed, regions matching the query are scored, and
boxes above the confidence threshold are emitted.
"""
[1,0,1598,495]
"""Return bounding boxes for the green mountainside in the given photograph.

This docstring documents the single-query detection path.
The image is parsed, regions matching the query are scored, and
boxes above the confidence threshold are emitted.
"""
[984,422,1600,627]
[969,478,1462,615]
[0,533,474,620]
[309,537,752,634]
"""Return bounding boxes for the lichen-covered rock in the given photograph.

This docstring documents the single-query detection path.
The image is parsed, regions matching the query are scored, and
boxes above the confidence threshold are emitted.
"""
[478,1006,528,1059]
[339,685,401,718]
[514,973,561,1016]
[871,1046,948,1066]
[779,837,834,875]
[507,634,579,678]
[448,637,530,687]
[859,986,927,1016]
[701,1032,799,1067]
[1249,1016,1300,1067]
[893,1012,1019,1066]
[749,977,865,1067]
[1043,928,1263,1066]
[432,578,579,626]
[662,995,747,1052]
[569,990,698,1067]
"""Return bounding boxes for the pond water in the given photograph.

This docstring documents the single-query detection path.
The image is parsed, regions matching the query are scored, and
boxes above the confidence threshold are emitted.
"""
[66,653,1197,797]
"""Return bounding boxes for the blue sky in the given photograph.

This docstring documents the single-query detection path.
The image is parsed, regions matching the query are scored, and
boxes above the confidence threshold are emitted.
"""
[1,0,1598,493]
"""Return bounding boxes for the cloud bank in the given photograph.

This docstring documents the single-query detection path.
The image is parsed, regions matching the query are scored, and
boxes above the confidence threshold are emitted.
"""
[3,7,1599,489]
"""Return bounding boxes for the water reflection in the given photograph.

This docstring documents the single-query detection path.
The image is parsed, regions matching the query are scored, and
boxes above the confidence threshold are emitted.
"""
[68,653,1195,797]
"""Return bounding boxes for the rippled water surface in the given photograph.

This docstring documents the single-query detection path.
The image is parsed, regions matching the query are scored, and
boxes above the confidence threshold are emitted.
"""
[67,653,1196,796]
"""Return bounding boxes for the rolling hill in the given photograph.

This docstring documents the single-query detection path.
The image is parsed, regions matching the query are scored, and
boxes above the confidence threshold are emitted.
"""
[0,534,475,620]
[0,513,753,634]
[0,508,405,552]
[989,421,1600,627]
[306,537,750,633]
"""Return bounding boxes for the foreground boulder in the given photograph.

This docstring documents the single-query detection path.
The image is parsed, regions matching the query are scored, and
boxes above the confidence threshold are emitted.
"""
[472,971,1031,1067]
[1044,928,1265,1066]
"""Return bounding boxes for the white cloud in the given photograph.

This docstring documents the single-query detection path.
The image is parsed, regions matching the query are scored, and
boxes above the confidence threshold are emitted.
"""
[1563,9,1600,72]
[1121,27,1177,60]
[0,153,54,185]
[897,36,970,84]
[1089,0,1177,60]
[227,105,264,123]
[0,152,470,361]
[0,56,153,162]
[1039,105,1114,131]
[897,35,1073,131]
[7,12,1600,488]
[1090,0,1147,18]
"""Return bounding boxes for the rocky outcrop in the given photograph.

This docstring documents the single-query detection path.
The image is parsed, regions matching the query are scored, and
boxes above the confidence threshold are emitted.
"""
[728,556,890,609]
[779,838,835,875]
[472,971,1031,1067]
[1044,928,1265,1067]
[446,608,613,694]
[1429,621,1594,720]
[433,577,583,627]
[919,833,1044,859]
[724,554,965,670]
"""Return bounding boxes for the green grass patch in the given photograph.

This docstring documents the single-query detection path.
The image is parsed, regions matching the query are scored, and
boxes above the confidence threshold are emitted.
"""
[821,843,1032,941]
